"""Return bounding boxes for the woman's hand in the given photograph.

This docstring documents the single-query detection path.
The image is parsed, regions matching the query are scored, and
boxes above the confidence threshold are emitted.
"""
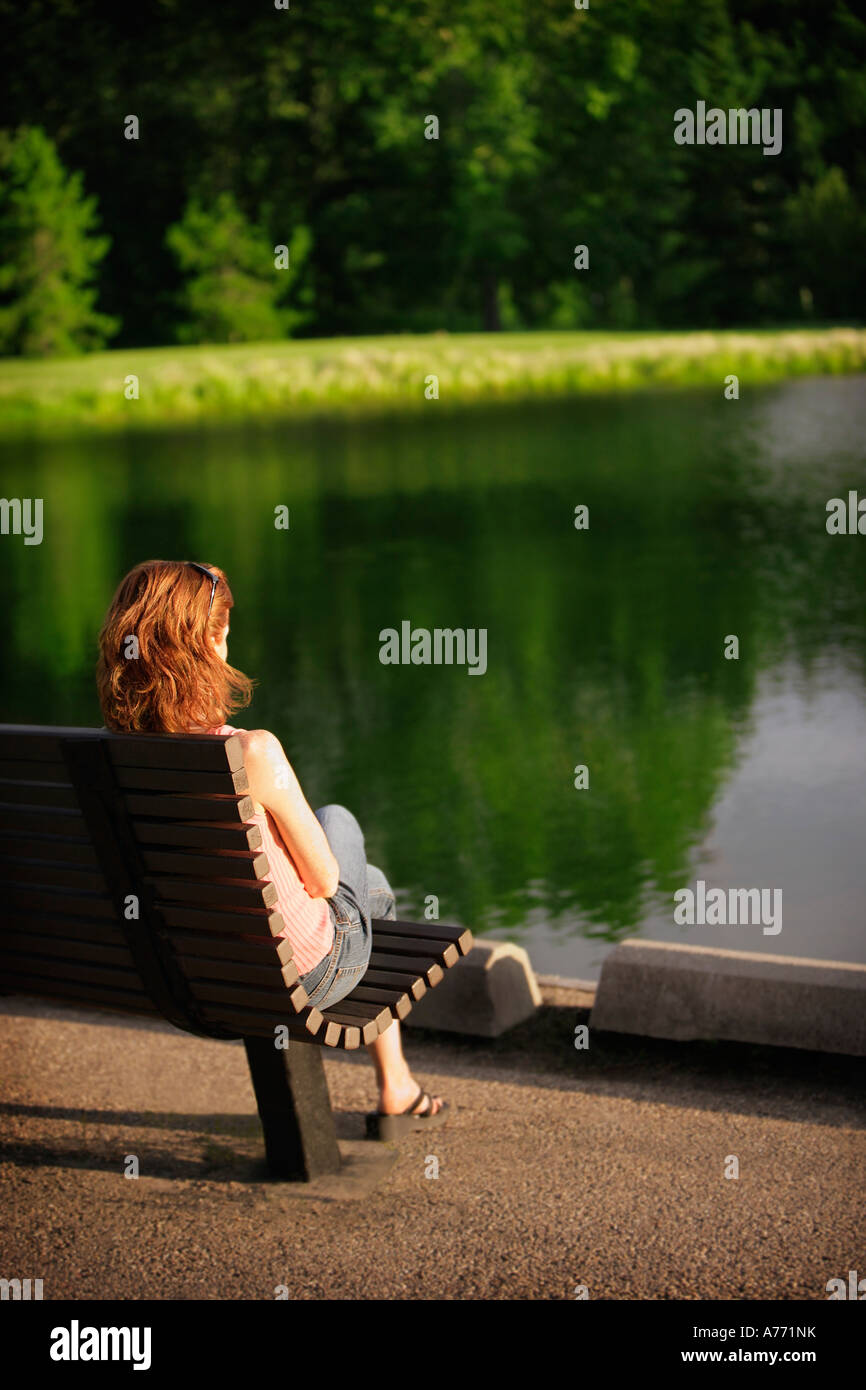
[238,729,340,900]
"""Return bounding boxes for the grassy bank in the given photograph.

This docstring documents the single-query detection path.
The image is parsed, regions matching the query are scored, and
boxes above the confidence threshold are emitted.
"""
[0,327,864,436]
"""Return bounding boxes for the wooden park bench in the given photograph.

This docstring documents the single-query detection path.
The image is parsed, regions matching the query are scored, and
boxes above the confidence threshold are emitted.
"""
[0,725,472,1181]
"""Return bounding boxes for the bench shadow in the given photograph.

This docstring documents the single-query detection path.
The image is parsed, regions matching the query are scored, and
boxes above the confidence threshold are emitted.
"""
[0,1100,266,1135]
[0,1101,365,1184]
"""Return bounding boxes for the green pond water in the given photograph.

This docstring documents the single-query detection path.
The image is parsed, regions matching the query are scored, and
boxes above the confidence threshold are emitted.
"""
[1,376,864,979]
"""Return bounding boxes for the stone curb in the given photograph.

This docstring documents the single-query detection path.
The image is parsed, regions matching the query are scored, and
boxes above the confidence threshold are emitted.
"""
[590,939,866,1056]
[402,939,542,1037]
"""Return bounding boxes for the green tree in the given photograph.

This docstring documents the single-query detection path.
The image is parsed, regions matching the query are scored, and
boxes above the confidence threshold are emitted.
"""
[166,192,311,344]
[786,166,866,320]
[2,0,865,341]
[0,125,117,357]
[366,1,541,331]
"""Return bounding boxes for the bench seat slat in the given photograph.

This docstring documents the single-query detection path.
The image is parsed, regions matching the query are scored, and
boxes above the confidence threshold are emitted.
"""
[119,767,248,794]
[0,805,86,835]
[0,834,97,865]
[124,793,254,821]
[143,876,278,910]
[108,732,246,773]
[195,1002,327,1042]
[5,886,287,923]
[315,1017,359,1048]
[0,932,134,967]
[360,966,427,1000]
[133,820,263,851]
[3,861,107,891]
[0,929,301,993]
[369,949,445,987]
[186,978,310,1013]
[200,1003,346,1047]
[323,999,392,1032]
[0,727,245,774]
[382,920,473,955]
[0,970,159,1014]
[141,849,269,879]
[158,904,287,935]
[0,784,256,818]
[0,951,149,993]
[163,929,294,967]
[5,886,115,918]
[0,783,79,808]
[173,954,300,989]
[317,1009,378,1045]
[0,950,309,1018]
[0,911,128,943]
[0,919,300,989]
[0,759,250,796]
[346,984,412,1019]
[0,731,74,761]
[367,931,459,967]
[0,806,265,851]
[0,914,291,964]
[6,844,275,878]
[0,758,71,780]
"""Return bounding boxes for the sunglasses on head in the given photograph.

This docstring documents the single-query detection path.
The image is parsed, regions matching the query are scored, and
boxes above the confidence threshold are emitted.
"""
[186,562,220,616]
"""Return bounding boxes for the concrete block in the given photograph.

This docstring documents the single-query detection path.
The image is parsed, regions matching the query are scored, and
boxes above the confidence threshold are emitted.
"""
[404,939,542,1037]
[591,939,866,1056]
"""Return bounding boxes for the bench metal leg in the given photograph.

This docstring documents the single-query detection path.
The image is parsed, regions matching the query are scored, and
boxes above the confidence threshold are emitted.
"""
[243,1036,342,1180]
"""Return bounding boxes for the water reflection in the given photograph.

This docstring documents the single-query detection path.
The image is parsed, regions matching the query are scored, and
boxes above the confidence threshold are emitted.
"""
[0,377,864,974]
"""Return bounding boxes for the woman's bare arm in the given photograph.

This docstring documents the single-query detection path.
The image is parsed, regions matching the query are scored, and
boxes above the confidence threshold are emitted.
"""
[237,729,339,900]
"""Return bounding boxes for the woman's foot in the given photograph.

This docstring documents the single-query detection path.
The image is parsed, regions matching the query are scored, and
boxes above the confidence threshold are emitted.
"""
[366,1076,451,1141]
[378,1073,445,1117]
[365,1018,447,1124]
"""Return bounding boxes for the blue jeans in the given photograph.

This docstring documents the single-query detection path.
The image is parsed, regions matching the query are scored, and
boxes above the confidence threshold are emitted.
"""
[299,804,396,1011]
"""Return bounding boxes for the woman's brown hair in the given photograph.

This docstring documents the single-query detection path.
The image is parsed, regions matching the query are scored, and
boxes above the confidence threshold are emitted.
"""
[96,560,254,733]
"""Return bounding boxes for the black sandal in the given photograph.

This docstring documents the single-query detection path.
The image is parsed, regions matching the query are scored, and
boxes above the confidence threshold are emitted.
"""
[365,1086,452,1141]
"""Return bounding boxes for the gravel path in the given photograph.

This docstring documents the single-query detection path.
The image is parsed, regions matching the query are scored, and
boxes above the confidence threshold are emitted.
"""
[1,994,863,1301]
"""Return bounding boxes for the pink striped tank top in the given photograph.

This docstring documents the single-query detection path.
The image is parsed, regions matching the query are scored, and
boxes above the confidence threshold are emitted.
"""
[207,724,334,975]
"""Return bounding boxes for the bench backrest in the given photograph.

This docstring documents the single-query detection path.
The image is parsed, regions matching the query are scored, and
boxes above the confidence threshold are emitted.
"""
[0,724,473,1049]
[0,724,333,1041]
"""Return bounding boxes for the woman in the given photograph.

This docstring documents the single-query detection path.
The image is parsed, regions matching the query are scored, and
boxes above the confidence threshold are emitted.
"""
[96,559,448,1136]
